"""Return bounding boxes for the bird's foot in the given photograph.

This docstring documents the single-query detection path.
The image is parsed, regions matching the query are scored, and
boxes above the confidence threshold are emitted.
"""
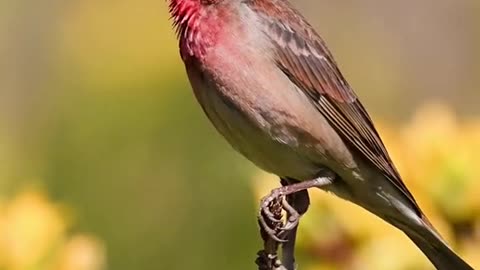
[258,188,300,243]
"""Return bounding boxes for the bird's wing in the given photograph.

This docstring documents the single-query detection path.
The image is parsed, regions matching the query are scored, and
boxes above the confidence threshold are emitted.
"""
[249,0,420,212]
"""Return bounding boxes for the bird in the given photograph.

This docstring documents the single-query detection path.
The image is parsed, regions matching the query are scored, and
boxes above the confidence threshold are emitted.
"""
[167,0,474,269]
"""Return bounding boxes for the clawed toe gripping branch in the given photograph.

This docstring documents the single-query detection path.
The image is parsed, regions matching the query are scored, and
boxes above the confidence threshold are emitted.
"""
[258,191,300,243]
[255,175,335,270]
[256,192,288,270]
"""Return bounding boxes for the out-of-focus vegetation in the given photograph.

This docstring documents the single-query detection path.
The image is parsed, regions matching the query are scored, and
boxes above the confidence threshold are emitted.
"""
[0,190,105,270]
[254,103,480,270]
[0,0,479,270]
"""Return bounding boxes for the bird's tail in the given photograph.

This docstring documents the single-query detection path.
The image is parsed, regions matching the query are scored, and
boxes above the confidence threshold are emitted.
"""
[402,222,474,270]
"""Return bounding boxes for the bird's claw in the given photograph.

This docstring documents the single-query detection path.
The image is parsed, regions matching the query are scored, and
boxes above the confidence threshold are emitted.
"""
[279,199,300,231]
[258,190,300,243]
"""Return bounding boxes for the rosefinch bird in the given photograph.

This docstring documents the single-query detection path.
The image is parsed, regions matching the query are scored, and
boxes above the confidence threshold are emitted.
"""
[168,0,474,269]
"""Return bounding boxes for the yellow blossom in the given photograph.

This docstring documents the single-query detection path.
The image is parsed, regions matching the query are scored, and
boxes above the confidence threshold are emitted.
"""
[0,190,66,269]
[55,235,106,270]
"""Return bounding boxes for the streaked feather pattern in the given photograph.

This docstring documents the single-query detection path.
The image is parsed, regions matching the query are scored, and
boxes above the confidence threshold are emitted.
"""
[248,0,421,213]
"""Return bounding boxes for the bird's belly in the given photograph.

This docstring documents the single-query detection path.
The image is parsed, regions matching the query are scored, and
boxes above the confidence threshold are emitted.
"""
[191,78,321,180]
[207,92,319,179]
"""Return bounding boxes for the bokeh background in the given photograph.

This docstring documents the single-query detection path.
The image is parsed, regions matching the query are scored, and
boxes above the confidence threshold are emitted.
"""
[0,0,479,269]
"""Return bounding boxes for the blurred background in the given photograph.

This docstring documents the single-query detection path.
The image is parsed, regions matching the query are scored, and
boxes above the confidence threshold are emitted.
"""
[0,0,479,269]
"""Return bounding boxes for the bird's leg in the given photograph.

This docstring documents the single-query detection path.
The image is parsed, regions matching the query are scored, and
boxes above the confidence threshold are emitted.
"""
[258,174,334,242]
[256,173,335,270]
[280,178,310,270]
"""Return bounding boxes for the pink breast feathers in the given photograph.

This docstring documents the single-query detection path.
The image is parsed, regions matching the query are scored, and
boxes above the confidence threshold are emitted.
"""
[169,0,224,60]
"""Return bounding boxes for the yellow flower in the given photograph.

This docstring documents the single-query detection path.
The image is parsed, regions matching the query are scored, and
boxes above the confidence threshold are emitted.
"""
[355,232,430,270]
[0,190,66,269]
[55,235,106,270]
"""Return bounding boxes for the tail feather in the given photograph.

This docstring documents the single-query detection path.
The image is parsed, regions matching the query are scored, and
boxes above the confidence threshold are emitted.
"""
[404,226,474,270]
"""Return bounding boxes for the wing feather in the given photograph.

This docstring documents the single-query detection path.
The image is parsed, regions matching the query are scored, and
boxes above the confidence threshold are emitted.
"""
[249,0,420,212]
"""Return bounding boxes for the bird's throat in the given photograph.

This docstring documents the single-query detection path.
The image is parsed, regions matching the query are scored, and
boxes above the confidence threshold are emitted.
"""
[169,0,221,60]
